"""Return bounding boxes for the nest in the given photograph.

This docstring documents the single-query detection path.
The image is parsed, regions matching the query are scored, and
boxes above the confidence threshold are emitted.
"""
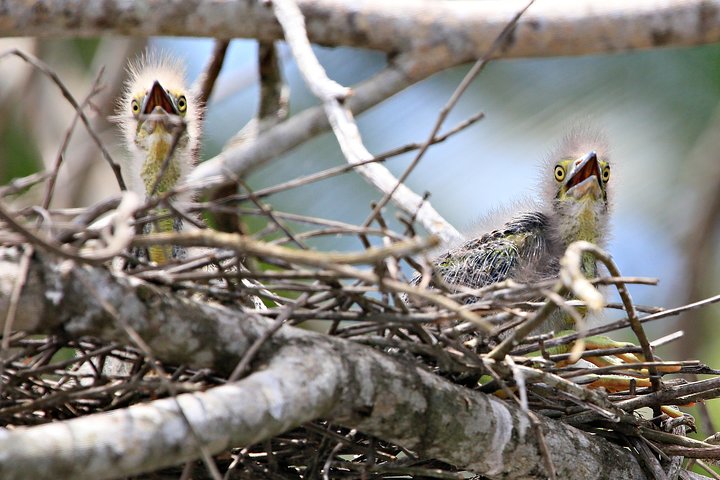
[3,160,720,480]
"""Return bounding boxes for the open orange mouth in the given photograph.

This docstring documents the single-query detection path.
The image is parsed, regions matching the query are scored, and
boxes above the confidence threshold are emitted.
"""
[142,81,178,115]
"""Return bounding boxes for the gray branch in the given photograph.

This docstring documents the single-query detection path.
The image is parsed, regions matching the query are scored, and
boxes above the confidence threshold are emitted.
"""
[0,248,652,479]
[2,0,718,60]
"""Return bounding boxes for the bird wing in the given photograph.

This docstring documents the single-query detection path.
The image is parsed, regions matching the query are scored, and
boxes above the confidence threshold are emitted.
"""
[422,212,550,294]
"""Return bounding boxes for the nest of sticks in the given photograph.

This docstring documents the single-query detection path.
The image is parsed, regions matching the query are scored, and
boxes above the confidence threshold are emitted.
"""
[2,159,720,480]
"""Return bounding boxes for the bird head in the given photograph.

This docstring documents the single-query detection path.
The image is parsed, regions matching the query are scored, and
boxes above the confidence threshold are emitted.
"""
[544,126,612,246]
[554,150,610,204]
[115,52,202,198]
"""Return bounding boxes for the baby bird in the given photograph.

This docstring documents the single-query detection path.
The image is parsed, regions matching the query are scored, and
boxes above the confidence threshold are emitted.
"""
[115,52,203,264]
[423,126,612,332]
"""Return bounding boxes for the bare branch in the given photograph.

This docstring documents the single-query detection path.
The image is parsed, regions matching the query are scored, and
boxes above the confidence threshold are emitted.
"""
[266,0,462,243]
[2,1,718,60]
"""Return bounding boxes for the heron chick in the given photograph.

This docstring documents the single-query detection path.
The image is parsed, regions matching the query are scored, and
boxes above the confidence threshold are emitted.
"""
[115,52,203,264]
[424,126,612,332]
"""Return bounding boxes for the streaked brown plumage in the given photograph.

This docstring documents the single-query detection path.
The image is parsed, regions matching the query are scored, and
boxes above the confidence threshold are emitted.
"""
[417,126,612,332]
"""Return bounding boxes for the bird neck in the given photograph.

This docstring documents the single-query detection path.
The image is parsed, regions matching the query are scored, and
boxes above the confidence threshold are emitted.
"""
[137,132,189,264]
[139,135,184,197]
[550,198,608,277]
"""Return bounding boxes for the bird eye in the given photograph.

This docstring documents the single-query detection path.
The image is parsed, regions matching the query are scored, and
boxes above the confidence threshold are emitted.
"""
[554,165,565,182]
[602,165,610,183]
[131,99,140,116]
[177,95,187,114]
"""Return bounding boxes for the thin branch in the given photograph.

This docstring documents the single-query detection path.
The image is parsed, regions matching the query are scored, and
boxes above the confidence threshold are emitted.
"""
[0,49,126,191]
[41,68,106,212]
[132,229,437,267]
[187,50,462,243]
[267,0,462,244]
[194,39,230,107]
[362,0,533,228]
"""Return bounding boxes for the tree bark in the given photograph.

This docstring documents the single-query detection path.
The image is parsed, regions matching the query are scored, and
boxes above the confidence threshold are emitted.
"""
[2,1,719,60]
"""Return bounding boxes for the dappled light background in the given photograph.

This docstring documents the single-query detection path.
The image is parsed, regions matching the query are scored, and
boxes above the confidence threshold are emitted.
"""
[2,35,720,434]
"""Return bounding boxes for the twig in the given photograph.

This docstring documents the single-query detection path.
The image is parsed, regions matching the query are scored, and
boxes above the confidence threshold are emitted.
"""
[236,177,309,249]
[0,171,52,198]
[219,1,462,244]
[513,292,720,355]
[363,0,533,228]
[487,284,565,361]
[0,200,103,265]
[195,39,230,107]
[564,241,660,393]
[41,68,106,212]
[132,229,438,267]
[0,49,126,190]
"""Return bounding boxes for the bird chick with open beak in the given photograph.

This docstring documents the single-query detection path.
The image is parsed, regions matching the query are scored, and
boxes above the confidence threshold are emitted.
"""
[115,52,203,264]
[424,125,612,332]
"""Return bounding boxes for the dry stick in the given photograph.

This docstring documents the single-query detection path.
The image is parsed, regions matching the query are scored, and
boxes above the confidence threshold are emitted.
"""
[322,429,357,480]
[131,230,491,327]
[627,436,669,480]
[74,274,223,480]
[490,360,621,419]
[195,39,230,107]
[230,208,404,239]
[236,177,309,250]
[0,201,103,265]
[267,0,461,244]
[487,284,566,361]
[695,460,720,480]
[0,171,52,198]
[56,196,122,243]
[228,293,311,382]
[219,111,485,205]
[616,376,720,412]
[0,245,34,400]
[363,0,534,229]
[513,292,720,355]
[81,192,142,262]
[132,229,436,267]
[0,49,126,191]
[41,69,106,212]
[560,361,691,379]
[132,230,491,324]
[566,241,660,394]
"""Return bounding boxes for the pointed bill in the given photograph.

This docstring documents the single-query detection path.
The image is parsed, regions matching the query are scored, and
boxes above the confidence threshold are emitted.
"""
[566,151,603,199]
[141,80,178,115]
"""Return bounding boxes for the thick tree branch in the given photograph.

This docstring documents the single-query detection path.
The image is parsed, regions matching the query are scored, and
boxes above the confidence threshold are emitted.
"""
[0,249,649,479]
[3,0,719,60]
